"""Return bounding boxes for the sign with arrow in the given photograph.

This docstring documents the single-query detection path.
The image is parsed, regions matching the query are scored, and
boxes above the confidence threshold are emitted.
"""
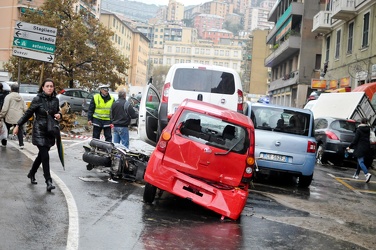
[12,48,55,63]
[14,30,56,45]
[12,21,57,63]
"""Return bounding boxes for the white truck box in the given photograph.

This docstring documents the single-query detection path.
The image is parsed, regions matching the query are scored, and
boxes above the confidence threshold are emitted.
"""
[310,92,376,125]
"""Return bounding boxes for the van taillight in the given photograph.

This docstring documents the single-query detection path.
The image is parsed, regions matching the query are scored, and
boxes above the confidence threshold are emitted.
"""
[237,89,243,112]
[157,131,171,153]
[162,82,170,103]
[307,141,316,153]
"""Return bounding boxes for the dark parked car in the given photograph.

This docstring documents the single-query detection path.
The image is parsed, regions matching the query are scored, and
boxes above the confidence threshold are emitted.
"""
[314,117,358,165]
[56,88,90,113]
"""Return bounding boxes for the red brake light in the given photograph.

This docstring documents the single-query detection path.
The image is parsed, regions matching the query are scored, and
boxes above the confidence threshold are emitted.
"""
[326,131,339,140]
[161,82,170,103]
[307,141,316,153]
[237,89,243,112]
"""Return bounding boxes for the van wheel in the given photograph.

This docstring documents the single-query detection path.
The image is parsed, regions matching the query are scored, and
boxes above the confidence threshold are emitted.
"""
[298,174,313,188]
[143,183,157,203]
[316,144,327,165]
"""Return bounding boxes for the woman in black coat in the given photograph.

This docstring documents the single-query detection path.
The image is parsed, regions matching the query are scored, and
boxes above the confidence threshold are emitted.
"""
[347,117,372,183]
[13,79,62,191]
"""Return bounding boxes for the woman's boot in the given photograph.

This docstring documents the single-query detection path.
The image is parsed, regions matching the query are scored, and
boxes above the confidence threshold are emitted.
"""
[27,172,37,184]
[46,179,55,192]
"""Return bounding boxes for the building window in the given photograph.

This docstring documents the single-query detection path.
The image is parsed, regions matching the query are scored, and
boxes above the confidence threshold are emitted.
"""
[182,47,186,53]
[167,46,172,52]
[195,48,199,54]
[187,48,191,54]
[233,63,237,69]
[347,22,354,54]
[214,50,219,55]
[362,12,370,48]
[206,49,210,55]
[154,58,158,64]
[175,59,179,64]
[325,36,330,62]
[200,48,205,54]
[159,59,163,64]
[220,50,224,56]
[225,50,229,56]
[234,51,238,57]
[176,47,180,53]
[335,29,341,59]
[167,58,171,64]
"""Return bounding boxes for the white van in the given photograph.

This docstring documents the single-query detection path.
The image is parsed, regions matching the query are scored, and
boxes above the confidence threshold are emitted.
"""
[138,63,244,145]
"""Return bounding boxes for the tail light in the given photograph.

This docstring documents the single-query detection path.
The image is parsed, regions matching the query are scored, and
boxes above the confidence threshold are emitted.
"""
[242,133,255,183]
[156,131,171,153]
[307,141,316,153]
[325,131,339,140]
[237,89,243,113]
[161,82,170,104]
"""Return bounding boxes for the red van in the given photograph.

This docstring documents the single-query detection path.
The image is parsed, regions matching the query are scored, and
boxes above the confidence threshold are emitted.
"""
[140,98,255,220]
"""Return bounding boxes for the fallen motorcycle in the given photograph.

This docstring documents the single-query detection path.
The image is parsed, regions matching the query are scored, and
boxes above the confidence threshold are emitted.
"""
[82,139,149,182]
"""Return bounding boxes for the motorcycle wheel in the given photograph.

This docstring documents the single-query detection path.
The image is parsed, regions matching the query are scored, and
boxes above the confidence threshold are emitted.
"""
[143,183,157,203]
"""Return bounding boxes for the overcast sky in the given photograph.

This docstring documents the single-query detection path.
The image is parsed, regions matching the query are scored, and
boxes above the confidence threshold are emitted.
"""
[135,0,211,6]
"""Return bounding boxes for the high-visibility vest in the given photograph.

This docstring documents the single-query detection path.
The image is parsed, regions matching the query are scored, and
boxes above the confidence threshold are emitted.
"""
[92,94,114,120]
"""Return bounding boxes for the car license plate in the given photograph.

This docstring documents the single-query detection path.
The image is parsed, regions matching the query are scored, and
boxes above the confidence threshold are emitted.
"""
[260,153,289,162]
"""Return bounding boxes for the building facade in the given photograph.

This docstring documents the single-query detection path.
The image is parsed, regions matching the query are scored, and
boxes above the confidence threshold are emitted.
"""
[167,0,184,22]
[202,29,234,44]
[312,0,376,91]
[265,0,321,108]
[194,14,224,38]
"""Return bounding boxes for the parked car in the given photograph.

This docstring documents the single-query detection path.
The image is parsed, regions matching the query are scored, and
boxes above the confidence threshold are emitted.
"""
[56,88,90,113]
[156,63,244,140]
[243,101,316,187]
[140,94,256,220]
[19,83,39,103]
[314,117,358,165]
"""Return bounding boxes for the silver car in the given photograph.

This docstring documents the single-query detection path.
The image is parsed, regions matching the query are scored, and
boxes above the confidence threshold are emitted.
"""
[243,101,317,187]
[56,88,90,113]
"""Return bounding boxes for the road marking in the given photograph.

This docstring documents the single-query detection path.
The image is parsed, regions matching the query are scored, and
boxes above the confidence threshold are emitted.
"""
[8,139,80,250]
[328,173,376,195]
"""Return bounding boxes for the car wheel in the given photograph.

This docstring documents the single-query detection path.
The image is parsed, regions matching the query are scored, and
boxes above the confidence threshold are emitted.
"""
[298,174,313,188]
[316,144,327,165]
[143,182,157,203]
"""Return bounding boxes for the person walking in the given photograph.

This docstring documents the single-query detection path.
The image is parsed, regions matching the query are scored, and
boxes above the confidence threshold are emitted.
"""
[0,82,5,111]
[0,84,27,148]
[347,117,372,183]
[110,88,138,148]
[87,84,115,142]
[13,79,62,192]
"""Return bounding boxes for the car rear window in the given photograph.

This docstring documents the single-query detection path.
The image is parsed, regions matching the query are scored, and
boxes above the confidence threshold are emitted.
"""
[175,110,249,154]
[250,106,311,136]
[20,85,39,94]
[173,68,235,95]
[330,120,357,132]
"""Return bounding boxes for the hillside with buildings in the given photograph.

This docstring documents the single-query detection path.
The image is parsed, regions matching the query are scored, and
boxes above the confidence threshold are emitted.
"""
[101,0,160,22]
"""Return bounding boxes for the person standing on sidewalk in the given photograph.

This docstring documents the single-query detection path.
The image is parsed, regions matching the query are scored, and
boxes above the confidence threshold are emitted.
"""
[110,88,138,148]
[0,84,27,149]
[13,79,62,192]
[347,117,372,183]
[87,84,114,142]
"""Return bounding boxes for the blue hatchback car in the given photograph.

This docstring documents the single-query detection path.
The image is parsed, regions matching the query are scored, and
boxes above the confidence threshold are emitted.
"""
[243,102,317,187]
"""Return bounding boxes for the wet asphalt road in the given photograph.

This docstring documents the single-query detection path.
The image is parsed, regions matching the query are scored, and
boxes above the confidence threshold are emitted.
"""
[1,131,375,250]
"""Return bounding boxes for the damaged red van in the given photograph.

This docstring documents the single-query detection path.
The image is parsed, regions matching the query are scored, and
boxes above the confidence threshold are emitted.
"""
[140,97,255,220]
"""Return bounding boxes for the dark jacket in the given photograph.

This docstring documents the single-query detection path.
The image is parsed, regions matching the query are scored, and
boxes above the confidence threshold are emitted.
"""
[349,124,370,158]
[17,92,61,148]
[110,98,138,127]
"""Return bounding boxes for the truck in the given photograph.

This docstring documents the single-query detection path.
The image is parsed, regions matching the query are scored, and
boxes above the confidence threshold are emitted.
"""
[309,92,376,125]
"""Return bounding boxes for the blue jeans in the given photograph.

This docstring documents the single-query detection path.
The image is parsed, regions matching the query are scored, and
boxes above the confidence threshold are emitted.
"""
[355,156,369,175]
[113,126,129,148]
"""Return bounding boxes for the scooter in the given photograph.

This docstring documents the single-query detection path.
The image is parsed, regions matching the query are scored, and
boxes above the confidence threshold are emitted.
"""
[82,138,149,182]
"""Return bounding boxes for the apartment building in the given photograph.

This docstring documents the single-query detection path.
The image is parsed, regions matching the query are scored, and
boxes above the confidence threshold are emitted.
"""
[202,29,234,44]
[200,1,234,18]
[167,0,184,22]
[194,14,224,38]
[265,0,321,108]
[149,41,243,73]
[312,0,376,90]
[248,29,271,95]
[244,7,275,31]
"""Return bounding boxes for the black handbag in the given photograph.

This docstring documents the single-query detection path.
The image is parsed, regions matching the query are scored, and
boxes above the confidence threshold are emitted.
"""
[41,97,60,136]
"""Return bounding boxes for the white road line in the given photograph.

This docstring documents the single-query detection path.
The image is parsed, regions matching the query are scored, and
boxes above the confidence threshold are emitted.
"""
[8,139,80,250]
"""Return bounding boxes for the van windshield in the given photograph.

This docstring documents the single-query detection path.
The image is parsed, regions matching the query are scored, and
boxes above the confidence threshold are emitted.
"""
[250,106,311,136]
[173,68,235,95]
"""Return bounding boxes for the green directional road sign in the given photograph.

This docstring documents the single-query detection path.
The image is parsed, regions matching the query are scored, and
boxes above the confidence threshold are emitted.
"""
[13,37,55,54]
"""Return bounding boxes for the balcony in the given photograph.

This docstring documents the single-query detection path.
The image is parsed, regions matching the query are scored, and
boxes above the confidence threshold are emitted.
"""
[312,11,332,34]
[332,0,356,20]
[265,36,301,67]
